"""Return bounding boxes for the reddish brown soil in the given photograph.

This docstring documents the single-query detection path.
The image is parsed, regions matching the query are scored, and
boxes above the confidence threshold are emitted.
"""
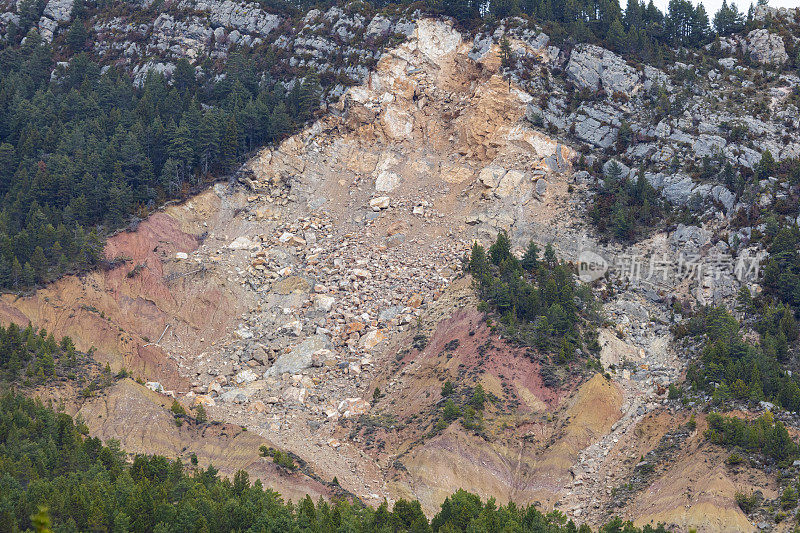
[409,307,564,411]
[0,202,248,391]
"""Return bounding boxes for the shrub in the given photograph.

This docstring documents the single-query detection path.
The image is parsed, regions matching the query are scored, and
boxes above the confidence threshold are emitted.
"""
[735,491,759,514]
[442,400,460,422]
[441,381,454,397]
[171,400,186,416]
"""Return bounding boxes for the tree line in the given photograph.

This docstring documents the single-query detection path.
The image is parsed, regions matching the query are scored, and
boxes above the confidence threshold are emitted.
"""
[0,391,673,532]
[426,0,773,64]
[0,32,320,290]
[705,411,798,464]
[0,322,77,383]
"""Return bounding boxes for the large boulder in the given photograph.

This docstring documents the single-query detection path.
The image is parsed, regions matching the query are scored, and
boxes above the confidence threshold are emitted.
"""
[266,335,330,377]
[365,15,392,41]
[746,29,788,65]
[495,170,526,198]
[43,0,74,23]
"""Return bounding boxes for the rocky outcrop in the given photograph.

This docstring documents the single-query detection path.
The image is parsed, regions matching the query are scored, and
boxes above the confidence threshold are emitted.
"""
[36,0,74,41]
[718,28,789,65]
[745,28,788,64]
[132,61,176,87]
[753,5,800,22]
[572,102,622,149]
[43,0,73,22]
[185,0,281,36]
[567,44,640,95]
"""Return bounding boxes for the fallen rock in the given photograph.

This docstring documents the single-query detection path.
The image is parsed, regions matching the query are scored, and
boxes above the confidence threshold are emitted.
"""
[266,335,330,377]
[338,397,370,418]
[192,395,216,408]
[283,385,308,405]
[369,196,391,210]
[228,236,253,250]
[478,166,506,188]
[360,329,385,350]
[314,294,336,312]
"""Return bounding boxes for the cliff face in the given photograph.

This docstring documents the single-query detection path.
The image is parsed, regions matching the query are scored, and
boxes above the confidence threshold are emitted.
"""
[6,6,800,530]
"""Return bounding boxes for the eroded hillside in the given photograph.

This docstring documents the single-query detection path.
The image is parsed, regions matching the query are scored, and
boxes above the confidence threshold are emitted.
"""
[6,12,800,532]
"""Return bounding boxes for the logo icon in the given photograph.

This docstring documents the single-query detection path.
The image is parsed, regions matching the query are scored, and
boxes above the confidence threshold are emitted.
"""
[578,249,608,282]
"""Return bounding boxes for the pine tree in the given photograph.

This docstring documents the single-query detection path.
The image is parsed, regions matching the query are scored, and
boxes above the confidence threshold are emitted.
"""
[468,242,489,279]
[30,246,47,282]
[65,18,88,51]
[543,243,557,267]
[499,37,514,70]
[30,506,53,533]
[218,116,240,171]
[488,231,512,265]
[11,257,22,287]
[298,71,321,122]
[521,240,540,271]
[173,59,196,95]
[757,150,776,179]
[624,0,642,29]
[195,403,207,424]
[169,121,194,182]
[22,262,35,286]
[270,102,291,141]
[197,114,220,175]
[107,165,132,227]
[713,0,743,35]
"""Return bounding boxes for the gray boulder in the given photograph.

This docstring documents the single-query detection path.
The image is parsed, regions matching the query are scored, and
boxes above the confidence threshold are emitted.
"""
[265,335,329,377]
[365,15,392,40]
[43,0,74,23]
[746,29,788,65]
[671,224,711,250]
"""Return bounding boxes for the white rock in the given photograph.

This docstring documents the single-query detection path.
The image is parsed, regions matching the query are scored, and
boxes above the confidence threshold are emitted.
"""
[375,171,401,192]
[478,166,506,188]
[369,196,390,210]
[314,295,335,312]
[228,236,253,250]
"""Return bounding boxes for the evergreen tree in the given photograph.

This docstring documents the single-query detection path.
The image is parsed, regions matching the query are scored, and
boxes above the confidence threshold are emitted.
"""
[22,262,35,286]
[65,18,88,51]
[521,240,540,271]
[713,0,744,35]
[30,246,47,282]
[488,231,512,265]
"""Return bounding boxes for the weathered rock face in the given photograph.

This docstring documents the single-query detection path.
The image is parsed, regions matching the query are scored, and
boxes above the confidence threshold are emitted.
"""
[754,5,800,21]
[567,44,640,95]
[184,0,281,37]
[43,0,73,22]
[745,28,788,64]
[36,0,74,41]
